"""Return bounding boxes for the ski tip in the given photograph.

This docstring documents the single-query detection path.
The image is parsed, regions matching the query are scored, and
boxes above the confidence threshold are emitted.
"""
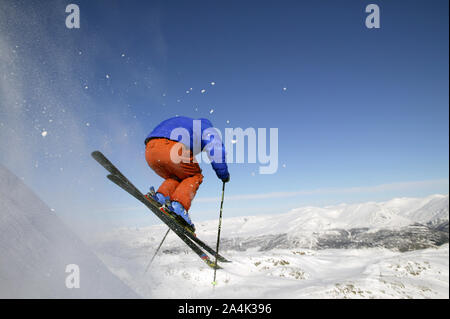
[91,150,103,157]
[91,151,101,159]
[211,281,217,286]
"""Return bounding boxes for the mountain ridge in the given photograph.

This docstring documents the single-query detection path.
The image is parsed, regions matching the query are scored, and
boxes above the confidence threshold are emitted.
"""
[99,193,449,254]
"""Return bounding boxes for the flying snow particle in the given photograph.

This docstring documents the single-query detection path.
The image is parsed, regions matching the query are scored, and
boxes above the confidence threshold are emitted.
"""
[282,87,287,91]
[201,89,206,94]
[106,74,110,79]
[86,122,90,127]
[231,139,237,144]
[282,164,286,168]
[186,90,190,94]
[84,85,88,89]
[211,81,215,86]
[41,131,48,137]
[226,120,230,124]
[209,109,214,114]
[121,53,125,57]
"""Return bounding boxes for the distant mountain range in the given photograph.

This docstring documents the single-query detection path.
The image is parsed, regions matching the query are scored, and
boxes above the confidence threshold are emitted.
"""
[137,193,448,253]
[211,194,449,252]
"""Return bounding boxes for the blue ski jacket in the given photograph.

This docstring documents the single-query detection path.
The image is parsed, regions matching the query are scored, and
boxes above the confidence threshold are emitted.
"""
[145,116,230,181]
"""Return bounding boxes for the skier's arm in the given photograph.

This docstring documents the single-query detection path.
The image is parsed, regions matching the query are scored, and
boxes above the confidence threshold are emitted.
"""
[209,145,230,182]
[201,122,230,182]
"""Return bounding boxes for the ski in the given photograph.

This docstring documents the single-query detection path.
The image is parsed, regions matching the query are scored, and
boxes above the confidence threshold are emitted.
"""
[91,151,230,267]
[91,150,230,263]
[106,174,221,269]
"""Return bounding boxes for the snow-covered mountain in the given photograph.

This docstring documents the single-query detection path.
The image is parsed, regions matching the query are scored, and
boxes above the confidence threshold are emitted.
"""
[92,194,448,298]
[2,160,446,298]
[201,194,449,251]
[213,194,449,237]
[94,194,449,257]
[129,194,446,252]
[0,165,137,298]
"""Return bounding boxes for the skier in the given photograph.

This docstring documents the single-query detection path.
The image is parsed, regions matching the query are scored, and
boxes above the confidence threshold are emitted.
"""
[144,116,230,232]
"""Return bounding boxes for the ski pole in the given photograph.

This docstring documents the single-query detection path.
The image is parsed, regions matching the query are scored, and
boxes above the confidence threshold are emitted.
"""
[212,181,226,287]
[144,228,170,274]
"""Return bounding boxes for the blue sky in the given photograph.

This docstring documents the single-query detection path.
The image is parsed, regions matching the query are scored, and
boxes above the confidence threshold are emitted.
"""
[0,0,448,230]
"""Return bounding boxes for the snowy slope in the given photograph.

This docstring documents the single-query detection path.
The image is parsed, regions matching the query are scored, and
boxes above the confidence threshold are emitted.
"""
[93,194,449,298]
[0,165,138,298]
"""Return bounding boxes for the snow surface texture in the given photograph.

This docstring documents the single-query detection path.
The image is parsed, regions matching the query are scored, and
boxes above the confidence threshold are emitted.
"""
[0,165,138,298]
[93,194,449,299]
[0,162,447,298]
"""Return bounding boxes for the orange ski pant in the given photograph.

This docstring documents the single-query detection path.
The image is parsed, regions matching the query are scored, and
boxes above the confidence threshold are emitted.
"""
[145,138,203,211]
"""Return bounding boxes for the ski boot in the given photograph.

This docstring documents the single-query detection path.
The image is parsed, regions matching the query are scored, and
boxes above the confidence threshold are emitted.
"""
[146,187,170,206]
[168,201,196,234]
